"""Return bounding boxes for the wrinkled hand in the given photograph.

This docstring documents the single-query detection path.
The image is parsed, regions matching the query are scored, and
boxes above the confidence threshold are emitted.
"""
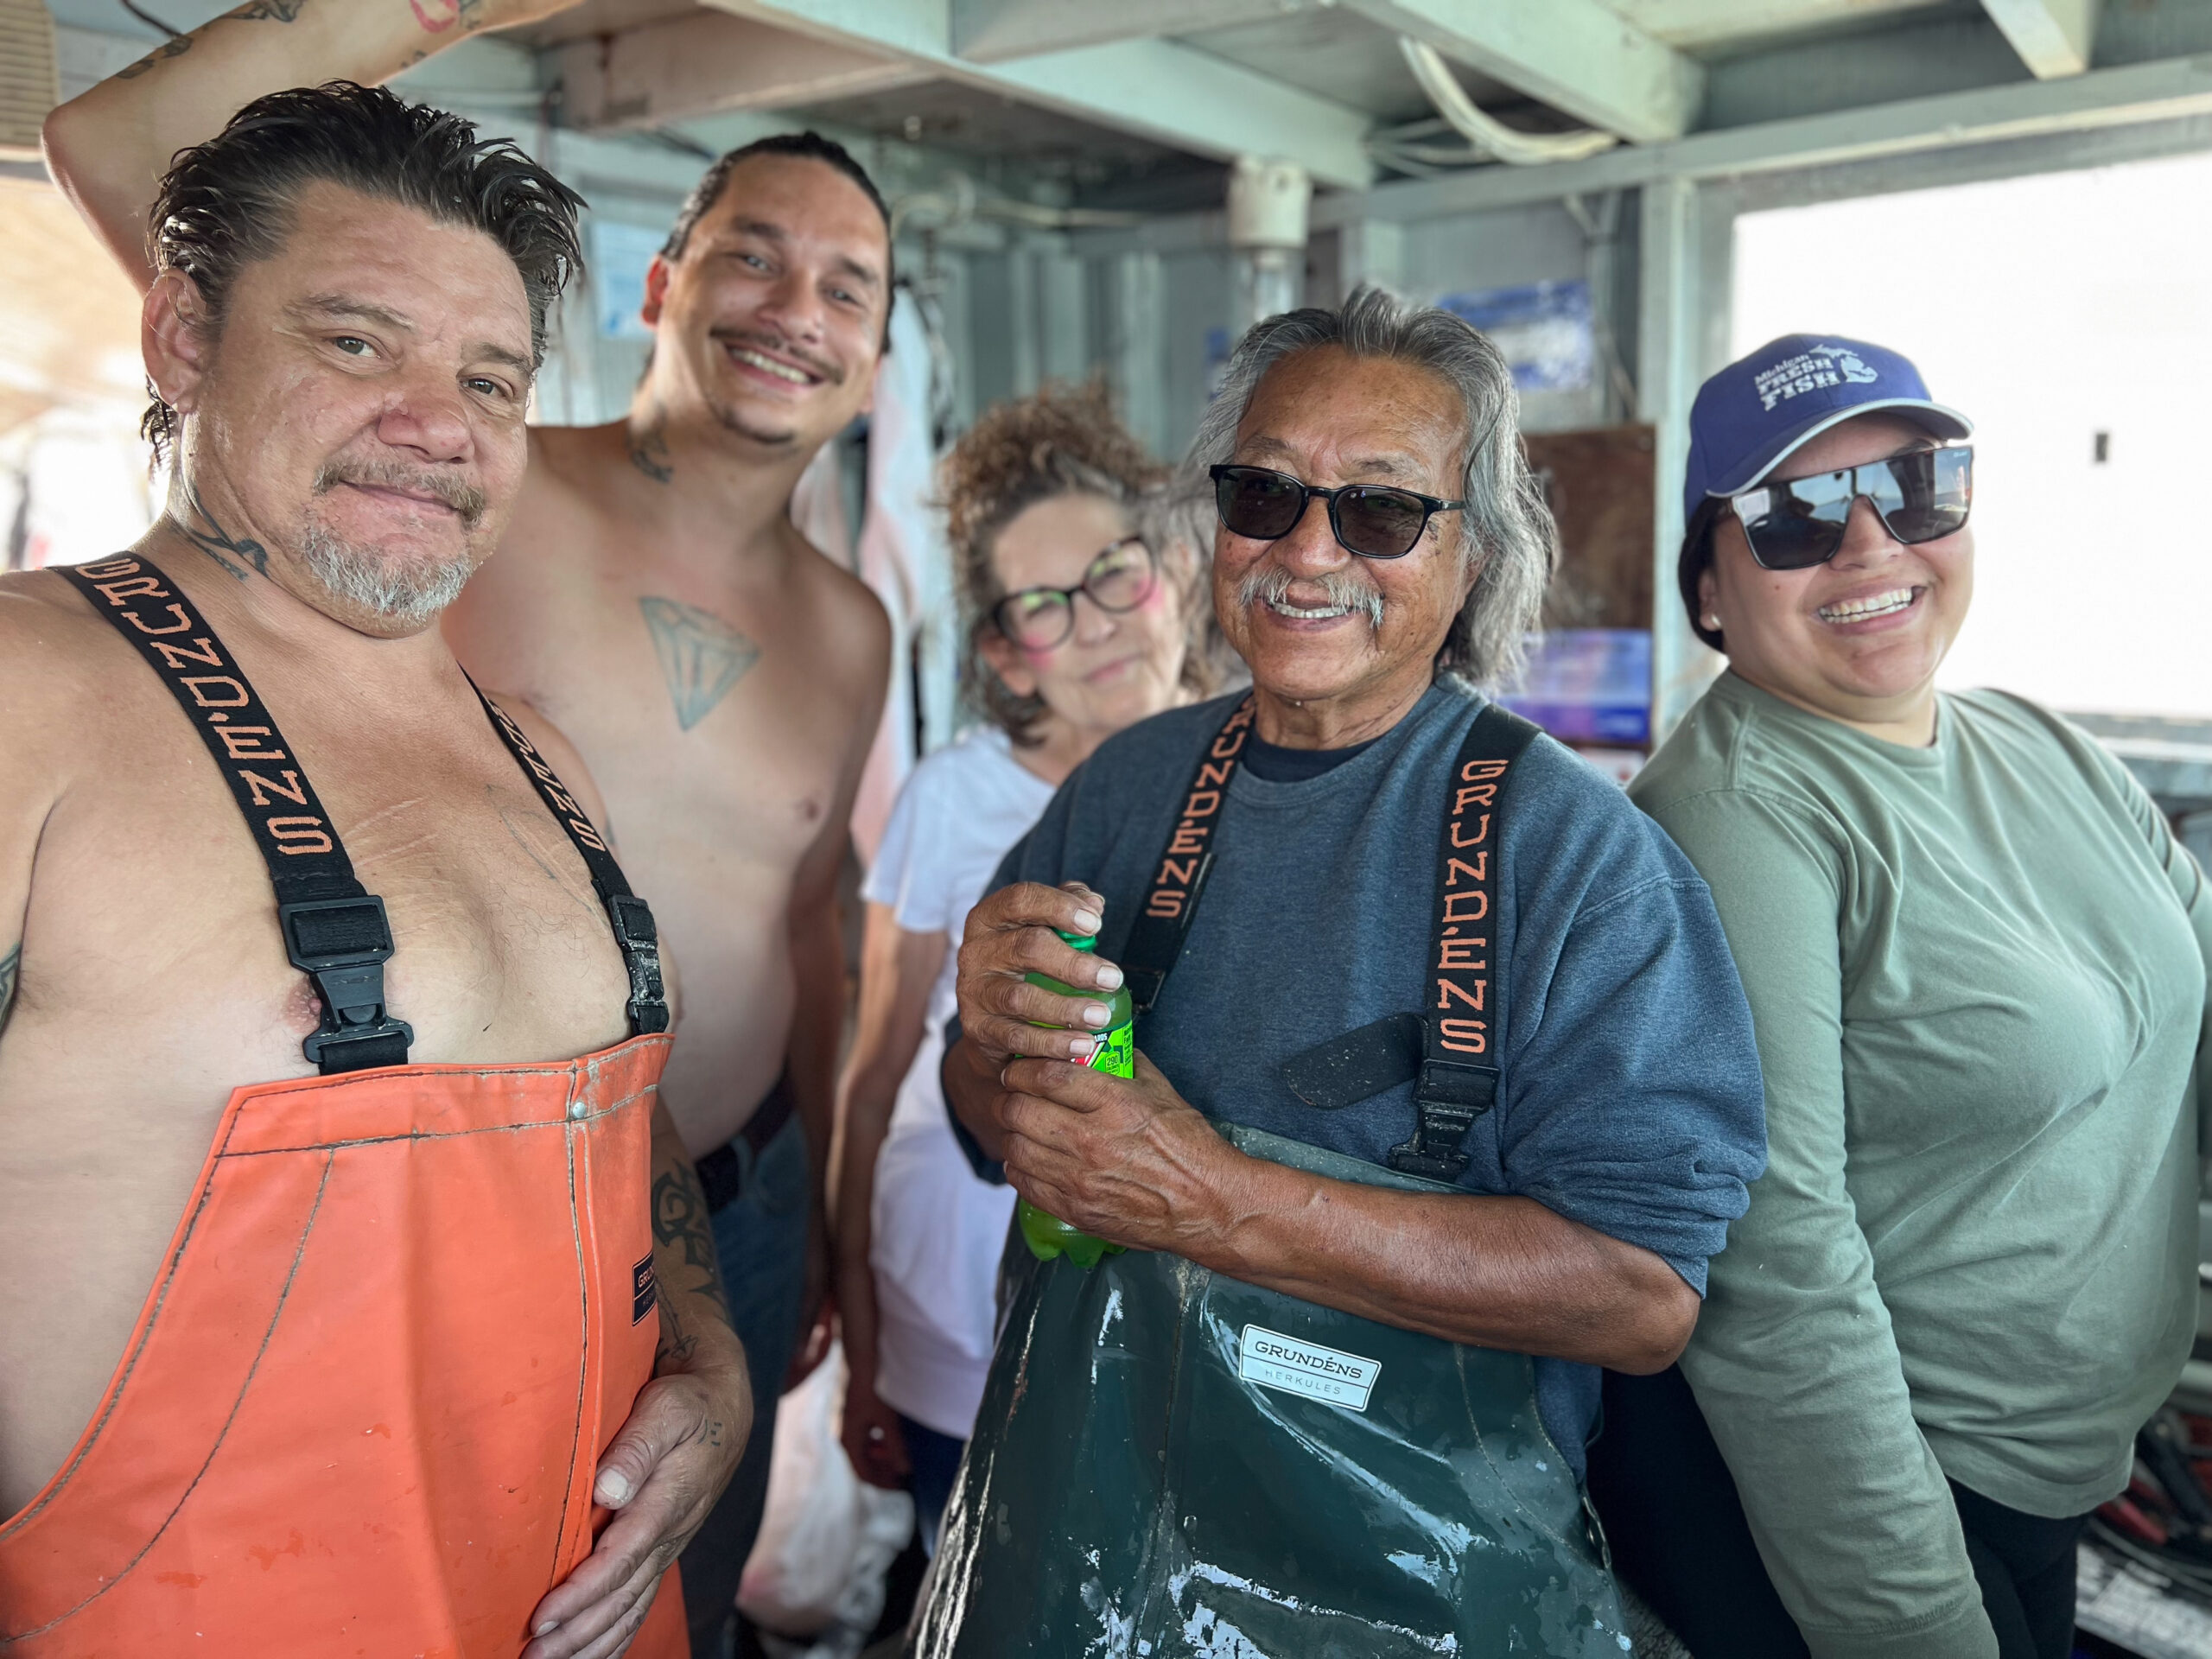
[995,1051,1238,1256]
[523,1362,751,1659]
[840,1370,912,1491]
[955,882,1126,1067]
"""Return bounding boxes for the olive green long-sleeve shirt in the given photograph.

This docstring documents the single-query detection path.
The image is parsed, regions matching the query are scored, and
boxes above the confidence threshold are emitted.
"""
[1631,672,2212,1659]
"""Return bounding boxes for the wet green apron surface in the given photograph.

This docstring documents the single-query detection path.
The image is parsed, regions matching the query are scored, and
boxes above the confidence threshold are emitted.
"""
[912,1122,1629,1657]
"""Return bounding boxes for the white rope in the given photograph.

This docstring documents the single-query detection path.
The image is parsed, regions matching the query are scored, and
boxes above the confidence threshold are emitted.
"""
[1397,37,1619,167]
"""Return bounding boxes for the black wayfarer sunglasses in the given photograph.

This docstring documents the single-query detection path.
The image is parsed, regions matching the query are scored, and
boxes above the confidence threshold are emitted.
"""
[1731,446,1974,571]
[1210,464,1466,561]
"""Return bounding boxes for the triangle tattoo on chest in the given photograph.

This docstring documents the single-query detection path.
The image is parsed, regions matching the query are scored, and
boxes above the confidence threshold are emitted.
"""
[639,596,762,732]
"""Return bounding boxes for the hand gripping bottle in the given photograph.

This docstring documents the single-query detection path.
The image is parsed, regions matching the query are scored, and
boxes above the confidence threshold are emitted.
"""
[1017,929,1134,1268]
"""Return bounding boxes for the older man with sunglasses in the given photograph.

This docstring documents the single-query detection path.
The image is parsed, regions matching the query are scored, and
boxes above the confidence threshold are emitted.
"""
[902,289,1770,1657]
[1588,336,2212,1659]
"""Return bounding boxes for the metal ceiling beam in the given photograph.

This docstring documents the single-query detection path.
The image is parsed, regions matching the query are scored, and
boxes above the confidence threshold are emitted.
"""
[951,0,1301,63]
[698,0,1376,186]
[1980,0,2099,78]
[1602,0,1952,52]
[952,0,1704,146]
[552,10,928,130]
[1296,48,2212,226]
[1341,0,1705,143]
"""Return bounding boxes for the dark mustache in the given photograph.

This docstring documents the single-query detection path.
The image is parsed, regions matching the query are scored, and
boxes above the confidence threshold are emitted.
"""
[313,459,487,528]
[711,327,843,387]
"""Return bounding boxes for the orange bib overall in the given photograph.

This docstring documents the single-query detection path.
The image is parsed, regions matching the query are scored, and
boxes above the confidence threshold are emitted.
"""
[0,558,690,1657]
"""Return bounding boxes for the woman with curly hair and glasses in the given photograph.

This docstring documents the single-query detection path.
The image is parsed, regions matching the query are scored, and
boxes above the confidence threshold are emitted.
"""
[830,383,1217,1552]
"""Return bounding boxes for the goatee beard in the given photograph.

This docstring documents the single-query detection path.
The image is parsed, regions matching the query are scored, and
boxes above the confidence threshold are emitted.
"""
[298,522,474,629]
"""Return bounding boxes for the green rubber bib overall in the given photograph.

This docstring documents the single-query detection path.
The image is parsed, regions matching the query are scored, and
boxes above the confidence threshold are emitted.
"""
[912,702,1630,1657]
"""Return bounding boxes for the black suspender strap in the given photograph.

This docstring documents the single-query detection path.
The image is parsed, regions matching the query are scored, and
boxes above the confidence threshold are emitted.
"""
[66,554,671,1072]
[61,556,413,1074]
[1119,697,1255,1015]
[1120,690,1537,1181]
[1387,702,1541,1179]
[470,684,670,1038]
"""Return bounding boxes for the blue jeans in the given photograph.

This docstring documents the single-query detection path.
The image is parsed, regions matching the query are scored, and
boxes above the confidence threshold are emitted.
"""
[897,1413,967,1560]
[677,1109,810,1659]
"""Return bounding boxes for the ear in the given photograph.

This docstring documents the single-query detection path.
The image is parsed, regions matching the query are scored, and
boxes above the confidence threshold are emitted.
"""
[1454,537,1487,607]
[143,270,213,417]
[1696,562,1720,624]
[641,254,672,329]
[977,629,1037,699]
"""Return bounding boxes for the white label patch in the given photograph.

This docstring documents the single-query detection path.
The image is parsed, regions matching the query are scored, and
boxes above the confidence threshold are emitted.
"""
[1237,1325,1380,1411]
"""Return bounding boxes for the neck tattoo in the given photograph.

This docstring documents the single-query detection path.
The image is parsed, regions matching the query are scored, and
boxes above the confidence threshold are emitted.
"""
[176,483,271,582]
[629,408,675,485]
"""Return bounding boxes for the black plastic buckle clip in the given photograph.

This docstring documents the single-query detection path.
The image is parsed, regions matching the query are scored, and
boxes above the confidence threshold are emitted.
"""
[279,895,415,1068]
[606,893,671,1035]
[1124,965,1167,1016]
[1388,1058,1497,1180]
[1389,1103,1478,1179]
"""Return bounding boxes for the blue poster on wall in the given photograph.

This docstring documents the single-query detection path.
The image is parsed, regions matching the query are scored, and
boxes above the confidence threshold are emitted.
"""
[592,219,664,342]
[1436,279,1595,393]
[1499,627,1651,745]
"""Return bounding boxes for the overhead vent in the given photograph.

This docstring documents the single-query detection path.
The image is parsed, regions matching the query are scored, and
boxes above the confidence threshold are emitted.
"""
[0,0,59,162]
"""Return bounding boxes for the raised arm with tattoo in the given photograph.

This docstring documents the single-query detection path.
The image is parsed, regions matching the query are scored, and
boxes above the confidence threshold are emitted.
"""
[44,0,574,283]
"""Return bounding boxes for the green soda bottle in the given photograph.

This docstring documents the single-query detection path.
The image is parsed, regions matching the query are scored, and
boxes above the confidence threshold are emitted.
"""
[1016,929,1134,1268]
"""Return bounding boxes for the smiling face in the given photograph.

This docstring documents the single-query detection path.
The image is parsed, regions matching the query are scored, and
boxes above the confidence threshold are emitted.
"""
[149,181,534,637]
[1212,346,1476,731]
[1703,411,1974,737]
[641,154,888,453]
[979,492,1189,747]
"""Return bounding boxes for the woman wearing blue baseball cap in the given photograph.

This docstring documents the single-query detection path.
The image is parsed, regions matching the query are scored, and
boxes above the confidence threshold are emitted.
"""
[1586,335,2212,1659]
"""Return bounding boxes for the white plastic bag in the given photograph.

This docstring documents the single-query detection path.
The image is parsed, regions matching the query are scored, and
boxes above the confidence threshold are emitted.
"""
[737,1341,915,1649]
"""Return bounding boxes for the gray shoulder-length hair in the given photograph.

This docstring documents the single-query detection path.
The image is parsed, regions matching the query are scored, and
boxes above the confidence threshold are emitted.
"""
[1179,284,1555,688]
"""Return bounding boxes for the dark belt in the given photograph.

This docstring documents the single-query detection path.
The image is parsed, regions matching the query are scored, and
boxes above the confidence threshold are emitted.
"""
[696,1070,797,1214]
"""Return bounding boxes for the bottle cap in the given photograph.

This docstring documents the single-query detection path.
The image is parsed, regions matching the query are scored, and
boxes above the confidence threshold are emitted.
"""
[1055,928,1097,952]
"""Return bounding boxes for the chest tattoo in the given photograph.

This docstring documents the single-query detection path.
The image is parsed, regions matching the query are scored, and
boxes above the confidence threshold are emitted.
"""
[639,596,761,732]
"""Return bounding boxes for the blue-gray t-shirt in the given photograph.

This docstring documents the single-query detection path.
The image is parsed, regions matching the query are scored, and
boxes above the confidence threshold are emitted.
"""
[969,681,1768,1471]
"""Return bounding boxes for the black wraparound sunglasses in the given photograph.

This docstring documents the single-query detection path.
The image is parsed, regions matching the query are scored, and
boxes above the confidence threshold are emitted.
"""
[1210,464,1466,560]
[1731,445,1974,571]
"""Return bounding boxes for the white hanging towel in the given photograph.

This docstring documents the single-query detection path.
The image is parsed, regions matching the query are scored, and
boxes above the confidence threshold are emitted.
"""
[788,435,852,575]
[848,290,954,867]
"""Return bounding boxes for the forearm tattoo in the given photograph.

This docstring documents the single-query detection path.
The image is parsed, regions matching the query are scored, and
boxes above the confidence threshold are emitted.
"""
[116,2,310,79]
[651,1142,732,1368]
[0,943,18,1036]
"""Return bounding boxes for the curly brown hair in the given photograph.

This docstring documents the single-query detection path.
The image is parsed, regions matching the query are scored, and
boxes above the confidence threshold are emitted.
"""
[944,381,1215,744]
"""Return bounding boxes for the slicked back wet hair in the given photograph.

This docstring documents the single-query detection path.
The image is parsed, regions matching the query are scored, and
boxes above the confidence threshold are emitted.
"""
[143,80,583,465]
[661,130,890,264]
[1180,284,1556,688]
[658,130,896,351]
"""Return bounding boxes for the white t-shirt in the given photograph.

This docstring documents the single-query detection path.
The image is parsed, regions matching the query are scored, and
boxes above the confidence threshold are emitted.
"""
[859,725,1057,1440]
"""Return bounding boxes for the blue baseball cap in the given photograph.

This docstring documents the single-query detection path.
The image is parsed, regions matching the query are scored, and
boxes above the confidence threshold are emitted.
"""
[1682,334,1972,524]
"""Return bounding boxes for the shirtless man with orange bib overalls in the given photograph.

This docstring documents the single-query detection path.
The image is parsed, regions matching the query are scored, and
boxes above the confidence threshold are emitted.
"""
[0,84,747,1659]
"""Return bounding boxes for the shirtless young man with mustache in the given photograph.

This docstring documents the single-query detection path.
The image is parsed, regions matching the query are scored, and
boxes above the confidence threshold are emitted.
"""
[48,10,893,1649]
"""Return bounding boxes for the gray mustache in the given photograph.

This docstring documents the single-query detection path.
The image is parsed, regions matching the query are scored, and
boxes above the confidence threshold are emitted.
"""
[1234,564,1384,629]
[313,460,487,529]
